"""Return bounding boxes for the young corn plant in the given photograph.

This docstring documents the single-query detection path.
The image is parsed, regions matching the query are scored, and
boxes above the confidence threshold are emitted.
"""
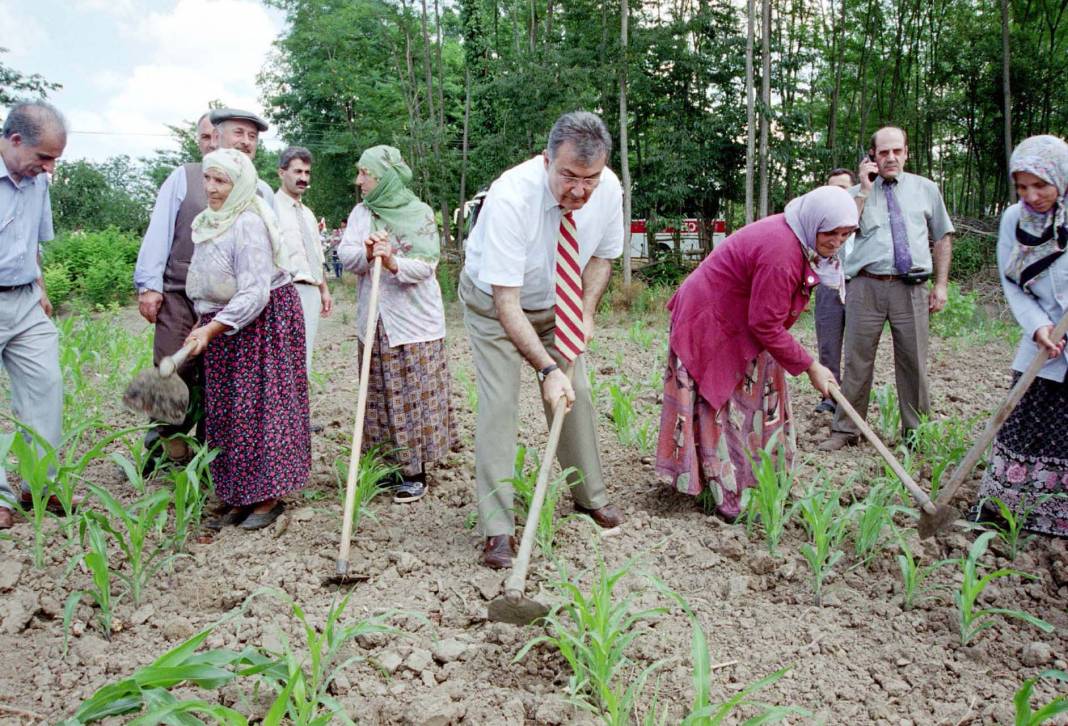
[256,590,402,725]
[168,441,218,552]
[740,445,794,557]
[893,535,953,610]
[453,368,478,413]
[507,446,577,557]
[64,514,116,645]
[955,531,1053,645]
[85,484,181,607]
[848,481,895,568]
[871,384,901,444]
[334,446,397,533]
[978,495,1050,561]
[627,319,656,348]
[909,413,976,499]
[796,480,849,606]
[57,622,271,726]
[1013,669,1068,726]
[607,382,638,446]
[515,556,668,725]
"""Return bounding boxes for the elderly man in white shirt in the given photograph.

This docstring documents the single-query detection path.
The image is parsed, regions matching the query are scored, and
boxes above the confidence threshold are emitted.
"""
[274,146,332,373]
[460,111,626,569]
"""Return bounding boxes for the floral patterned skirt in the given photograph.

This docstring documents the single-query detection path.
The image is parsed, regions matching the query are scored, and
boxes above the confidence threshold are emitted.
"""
[357,321,457,477]
[655,349,796,520]
[978,371,1068,536]
[202,284,310,506]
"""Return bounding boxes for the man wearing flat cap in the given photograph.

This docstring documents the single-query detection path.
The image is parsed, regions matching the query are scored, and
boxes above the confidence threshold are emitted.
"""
[134,107,277,468]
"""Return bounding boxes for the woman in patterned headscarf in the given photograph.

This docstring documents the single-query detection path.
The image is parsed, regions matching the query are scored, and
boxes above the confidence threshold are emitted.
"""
[185,148,310,530]
[338,146,455,504]
[655,186,857,520]
[975,135,1068,536]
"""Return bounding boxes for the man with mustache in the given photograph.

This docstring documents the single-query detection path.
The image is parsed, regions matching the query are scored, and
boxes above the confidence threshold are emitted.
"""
[821,125,954,450]
[134,107,275,468]
[275,145,331,374]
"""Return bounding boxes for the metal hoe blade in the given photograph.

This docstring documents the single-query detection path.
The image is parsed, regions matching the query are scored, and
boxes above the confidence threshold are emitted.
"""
[917,504,961,540]
[487,594,550,626]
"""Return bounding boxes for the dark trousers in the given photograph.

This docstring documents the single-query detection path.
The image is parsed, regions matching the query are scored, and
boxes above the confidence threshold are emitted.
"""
[831,275,930,436]
[147,291,205,447]
[814,284,845,386]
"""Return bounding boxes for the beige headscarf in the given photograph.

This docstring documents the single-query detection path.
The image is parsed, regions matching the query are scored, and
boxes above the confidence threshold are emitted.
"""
[191,149,299,274]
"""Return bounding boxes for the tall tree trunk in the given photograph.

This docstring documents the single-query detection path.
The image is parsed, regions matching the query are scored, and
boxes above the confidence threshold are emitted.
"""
[758,0,771,217]
[745,0,756,223]
[827,0,846,165]
[1001,0,1015,203]
[619,0,632,285]
[457,69,472,253]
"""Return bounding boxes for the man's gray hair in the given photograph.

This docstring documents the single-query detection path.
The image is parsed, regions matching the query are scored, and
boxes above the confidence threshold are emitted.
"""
[547,111,612,164]
[2,101,68,145]
[279,146,313,170]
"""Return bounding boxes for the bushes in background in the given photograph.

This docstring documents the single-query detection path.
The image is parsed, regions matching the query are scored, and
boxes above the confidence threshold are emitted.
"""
[43,228,140,309]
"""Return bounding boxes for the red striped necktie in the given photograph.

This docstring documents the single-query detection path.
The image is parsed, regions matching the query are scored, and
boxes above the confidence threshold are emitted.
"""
[554,211,585,361]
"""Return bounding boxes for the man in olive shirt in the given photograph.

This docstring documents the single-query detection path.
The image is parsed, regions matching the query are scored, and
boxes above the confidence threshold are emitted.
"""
[821,126,954,449]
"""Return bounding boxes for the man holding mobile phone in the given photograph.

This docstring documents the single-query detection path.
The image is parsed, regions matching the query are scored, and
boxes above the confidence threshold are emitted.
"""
[820,126,954,450]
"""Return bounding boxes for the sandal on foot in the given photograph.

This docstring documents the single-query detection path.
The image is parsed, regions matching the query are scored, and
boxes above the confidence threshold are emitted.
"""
[204,506,250,530]
[239,501,285,530]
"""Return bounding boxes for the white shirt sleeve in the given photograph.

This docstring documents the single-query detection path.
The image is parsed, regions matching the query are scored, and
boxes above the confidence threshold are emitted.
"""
[134,166,186,292]
[475,193,530,288]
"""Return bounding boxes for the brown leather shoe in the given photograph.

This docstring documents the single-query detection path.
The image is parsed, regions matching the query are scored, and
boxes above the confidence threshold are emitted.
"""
[818,432,860,452]
[482,535,517,569]
[0,508,12,530]
[21,492,84,515]
[576,503,624,530]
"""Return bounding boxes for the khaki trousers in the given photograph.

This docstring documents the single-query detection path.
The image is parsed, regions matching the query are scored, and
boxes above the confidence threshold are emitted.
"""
[831,275,930,436]
[459,271,608,537]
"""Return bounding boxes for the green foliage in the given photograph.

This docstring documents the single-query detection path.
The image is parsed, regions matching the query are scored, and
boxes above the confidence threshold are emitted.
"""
[58,622,271,725]
[506,445,577,556]
[909,413,978,500]
[607,383,656,454]
[515,556,668,724]
[50,157,152,234]
[256,590,401,725]
[334,446,397,532]
[0,48,61,106]
[740,445,794,557]
[952,233,997,280]
[848,482,894,568]
[954,532,1053,645]
[796,480,849,606]
[65,515,115,643]
[980,495,1051,562]
[167,440,219,553]
[43,228,142,309]
[894,539,952,611]
[1013,669,1068,726]
[930,283,983,339]
[870,384,901,444]
[437,258,459,303]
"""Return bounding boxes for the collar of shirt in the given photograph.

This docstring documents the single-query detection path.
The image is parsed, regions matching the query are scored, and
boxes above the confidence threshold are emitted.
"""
[0,155,32,190]
[541,169,560,213]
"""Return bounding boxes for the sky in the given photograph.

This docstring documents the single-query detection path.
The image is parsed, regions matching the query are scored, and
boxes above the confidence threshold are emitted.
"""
[1,0,287,162]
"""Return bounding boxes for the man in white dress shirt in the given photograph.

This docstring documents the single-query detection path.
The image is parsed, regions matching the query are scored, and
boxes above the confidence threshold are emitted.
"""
[460,111,625,569]
[274,146,332,374]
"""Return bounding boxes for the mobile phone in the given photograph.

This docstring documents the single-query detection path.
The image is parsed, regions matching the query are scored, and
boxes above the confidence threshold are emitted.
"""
[866,153,877,182]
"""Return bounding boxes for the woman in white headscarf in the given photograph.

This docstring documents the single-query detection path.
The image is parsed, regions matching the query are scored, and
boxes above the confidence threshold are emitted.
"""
[184,148,310,530]
[975,135,1068,536]
[655,186,858,520]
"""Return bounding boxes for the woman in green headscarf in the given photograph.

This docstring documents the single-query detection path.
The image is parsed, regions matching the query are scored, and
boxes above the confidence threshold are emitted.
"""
[338,145,456,503]
[184,148,310,531]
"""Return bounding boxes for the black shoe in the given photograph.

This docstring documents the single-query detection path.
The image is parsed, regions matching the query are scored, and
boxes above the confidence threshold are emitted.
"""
[239,501,285,530]
[393,479,427,503]
[205,506,251,530]
[814,399,836,414]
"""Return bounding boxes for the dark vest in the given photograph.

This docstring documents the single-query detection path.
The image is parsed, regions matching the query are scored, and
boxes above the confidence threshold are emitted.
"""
[162,163,208,293]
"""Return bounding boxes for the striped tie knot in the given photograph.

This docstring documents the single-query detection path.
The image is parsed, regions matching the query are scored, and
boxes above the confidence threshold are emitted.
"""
[554,211,584,361]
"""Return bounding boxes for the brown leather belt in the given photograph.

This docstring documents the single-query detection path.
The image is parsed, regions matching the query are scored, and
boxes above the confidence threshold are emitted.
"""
[857,270,900,282]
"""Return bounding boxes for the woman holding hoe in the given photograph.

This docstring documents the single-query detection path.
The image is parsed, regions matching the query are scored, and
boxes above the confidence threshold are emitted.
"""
[975,135,1068,536]
[183,148,310,530]
[656,186,857,520]
[338,145,455,504]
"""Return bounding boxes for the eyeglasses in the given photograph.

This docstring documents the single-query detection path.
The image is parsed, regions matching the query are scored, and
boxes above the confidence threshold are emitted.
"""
[556,171,601,190]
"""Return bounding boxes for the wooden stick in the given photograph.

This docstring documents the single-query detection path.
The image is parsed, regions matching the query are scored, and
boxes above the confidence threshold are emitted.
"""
[336,256,383,576]
[159,340,197,378]
[828,383,938,514]
[504,362,576,603]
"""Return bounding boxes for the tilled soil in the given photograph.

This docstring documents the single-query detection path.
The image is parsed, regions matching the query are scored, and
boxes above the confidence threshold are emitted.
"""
[1,282,1066,725]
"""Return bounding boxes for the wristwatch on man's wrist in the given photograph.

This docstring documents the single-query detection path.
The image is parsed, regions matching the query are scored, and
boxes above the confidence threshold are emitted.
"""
[537,363,559,382]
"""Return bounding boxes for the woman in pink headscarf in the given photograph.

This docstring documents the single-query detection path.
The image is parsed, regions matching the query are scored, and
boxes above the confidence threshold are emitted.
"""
[655,186,858,520]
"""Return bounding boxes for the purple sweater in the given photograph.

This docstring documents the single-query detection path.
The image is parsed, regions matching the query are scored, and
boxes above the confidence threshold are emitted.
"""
[667,214,817,410]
